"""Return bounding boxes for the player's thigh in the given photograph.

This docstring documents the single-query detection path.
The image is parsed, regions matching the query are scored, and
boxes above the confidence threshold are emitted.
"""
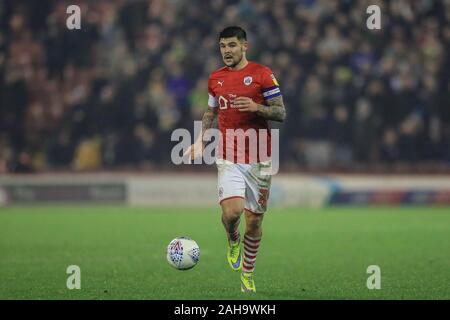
[220,197,245,220]
[217,159,246,206]
[242,162,272,214]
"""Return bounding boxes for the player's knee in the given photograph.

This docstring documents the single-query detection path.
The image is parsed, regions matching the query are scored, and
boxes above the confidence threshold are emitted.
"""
[222,206,243,221]
[245,214,263,232]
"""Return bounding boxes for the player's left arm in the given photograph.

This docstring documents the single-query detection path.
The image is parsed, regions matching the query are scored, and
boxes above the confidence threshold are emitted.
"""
[257,96,286,122]
[235,68,286,122]
[234,95,286,122]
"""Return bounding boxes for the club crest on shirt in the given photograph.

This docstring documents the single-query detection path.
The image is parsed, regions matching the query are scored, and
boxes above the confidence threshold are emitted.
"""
[243,76,253,86]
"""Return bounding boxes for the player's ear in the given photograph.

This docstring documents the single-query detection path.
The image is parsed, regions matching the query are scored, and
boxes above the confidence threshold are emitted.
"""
[242,40,248,52]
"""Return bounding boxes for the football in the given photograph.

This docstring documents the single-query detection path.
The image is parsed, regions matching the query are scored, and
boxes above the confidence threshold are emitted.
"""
[166,236,200,270]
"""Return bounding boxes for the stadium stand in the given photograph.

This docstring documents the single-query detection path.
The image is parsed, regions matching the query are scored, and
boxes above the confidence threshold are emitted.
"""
[0,0,449,173]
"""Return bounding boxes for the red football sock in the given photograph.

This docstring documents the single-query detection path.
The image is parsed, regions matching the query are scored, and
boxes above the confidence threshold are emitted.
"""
[242,234,261,273]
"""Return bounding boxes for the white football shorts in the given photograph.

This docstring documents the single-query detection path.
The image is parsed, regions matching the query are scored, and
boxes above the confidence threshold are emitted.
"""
[216,158,272,214]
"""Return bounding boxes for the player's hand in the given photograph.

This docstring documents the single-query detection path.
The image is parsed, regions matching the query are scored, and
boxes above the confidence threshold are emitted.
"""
[183,141,204,161]
[234,97,259,112]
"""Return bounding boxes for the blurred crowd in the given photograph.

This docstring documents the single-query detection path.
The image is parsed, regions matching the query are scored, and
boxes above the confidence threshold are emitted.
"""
[0,0,449,173]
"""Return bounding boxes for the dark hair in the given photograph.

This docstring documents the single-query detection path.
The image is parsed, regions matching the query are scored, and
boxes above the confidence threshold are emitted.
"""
[218,26,247,41]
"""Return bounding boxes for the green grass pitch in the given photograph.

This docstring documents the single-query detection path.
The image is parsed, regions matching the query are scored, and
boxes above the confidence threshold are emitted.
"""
[0,206,449,300]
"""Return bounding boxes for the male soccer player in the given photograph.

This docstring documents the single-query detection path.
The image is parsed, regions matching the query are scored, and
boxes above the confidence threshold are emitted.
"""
[185,26,285,293]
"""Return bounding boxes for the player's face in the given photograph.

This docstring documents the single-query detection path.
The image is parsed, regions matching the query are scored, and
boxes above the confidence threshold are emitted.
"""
[219,37,247,67]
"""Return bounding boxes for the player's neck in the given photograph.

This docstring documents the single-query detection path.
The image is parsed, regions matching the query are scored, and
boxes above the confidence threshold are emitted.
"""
[228,57,249,71]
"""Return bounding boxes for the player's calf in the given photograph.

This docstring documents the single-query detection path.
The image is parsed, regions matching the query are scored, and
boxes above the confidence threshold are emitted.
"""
[221,198,244,243]
[244,210,264,238]
[221,198,245,271]
[241,210,263,286]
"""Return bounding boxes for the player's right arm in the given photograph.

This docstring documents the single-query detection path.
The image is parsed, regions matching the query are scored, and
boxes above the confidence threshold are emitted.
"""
[184,77,219,161]
[184,74,220,160]
[199,105,219,147]
[184,106,218,161]
[201,105,219,136]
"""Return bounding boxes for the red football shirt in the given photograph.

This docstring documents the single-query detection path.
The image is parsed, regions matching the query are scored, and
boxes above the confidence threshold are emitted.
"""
[207,61,281,163]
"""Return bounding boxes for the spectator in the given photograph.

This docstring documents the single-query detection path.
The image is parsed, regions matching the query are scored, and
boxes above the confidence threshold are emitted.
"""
[0,0,448,172]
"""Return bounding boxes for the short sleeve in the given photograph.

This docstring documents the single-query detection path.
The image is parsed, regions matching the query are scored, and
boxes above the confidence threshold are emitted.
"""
[207,76,218,108]
[260,67,282,101]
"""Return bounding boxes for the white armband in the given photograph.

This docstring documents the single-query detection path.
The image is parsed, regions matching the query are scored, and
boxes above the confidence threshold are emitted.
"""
[208,94,218,108]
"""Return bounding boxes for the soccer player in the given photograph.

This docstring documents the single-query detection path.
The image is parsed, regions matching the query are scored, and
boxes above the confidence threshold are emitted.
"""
[185,26,285,293]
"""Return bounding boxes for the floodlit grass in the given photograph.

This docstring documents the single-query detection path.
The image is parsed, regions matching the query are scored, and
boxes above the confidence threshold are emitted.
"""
[0,206,449,299]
